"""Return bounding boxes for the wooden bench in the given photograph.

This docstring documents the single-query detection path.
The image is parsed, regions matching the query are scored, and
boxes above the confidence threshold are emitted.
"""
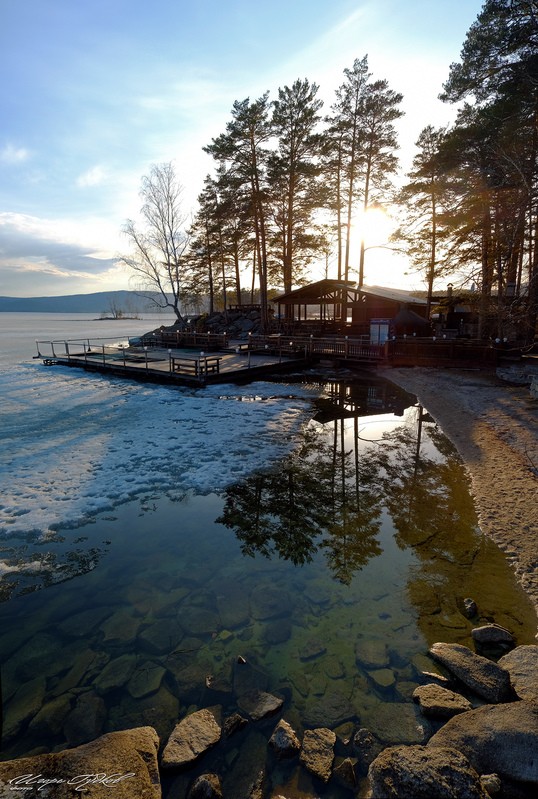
[171,356,222,377]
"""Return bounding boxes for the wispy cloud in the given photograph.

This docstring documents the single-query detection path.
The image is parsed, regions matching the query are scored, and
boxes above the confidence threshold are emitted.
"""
[76,165,107,188]
[0,143,31,165]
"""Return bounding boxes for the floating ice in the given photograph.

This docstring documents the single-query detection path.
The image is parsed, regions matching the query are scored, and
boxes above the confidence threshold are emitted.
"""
[0,361,317,537]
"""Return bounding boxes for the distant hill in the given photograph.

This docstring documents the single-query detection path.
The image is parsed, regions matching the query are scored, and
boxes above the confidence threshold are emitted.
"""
[0,291,165,314]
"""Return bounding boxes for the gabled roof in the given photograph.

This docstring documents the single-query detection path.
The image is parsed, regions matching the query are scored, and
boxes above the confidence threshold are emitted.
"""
[359,285,427,306]
[273,279,359,304]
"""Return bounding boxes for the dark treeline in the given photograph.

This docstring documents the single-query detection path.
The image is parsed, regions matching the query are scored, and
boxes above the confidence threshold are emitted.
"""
[121,1,538,343]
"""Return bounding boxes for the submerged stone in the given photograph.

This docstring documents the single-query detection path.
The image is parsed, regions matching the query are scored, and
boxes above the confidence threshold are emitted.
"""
[237,690,284,721]
[95,653,137,695]
[127,662,166,699]
[355,639,389,669]
[250,584,291,620]
[64,691,107,746]
[3,675,46,741]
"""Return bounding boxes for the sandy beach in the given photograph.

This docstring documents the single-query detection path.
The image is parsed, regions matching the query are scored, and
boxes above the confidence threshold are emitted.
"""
[383,364,538,635]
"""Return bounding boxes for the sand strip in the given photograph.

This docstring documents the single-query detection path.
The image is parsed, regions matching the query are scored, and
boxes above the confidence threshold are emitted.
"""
[382,366,538,634]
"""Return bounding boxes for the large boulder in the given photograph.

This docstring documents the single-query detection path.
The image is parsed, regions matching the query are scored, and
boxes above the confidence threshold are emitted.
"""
[498,645,538,701]
[367,745,489,799]
[0,727,160,798]
[161,706,222,770]
[428,700,538,784]
[299,728,336,783]
[429,643,511,703]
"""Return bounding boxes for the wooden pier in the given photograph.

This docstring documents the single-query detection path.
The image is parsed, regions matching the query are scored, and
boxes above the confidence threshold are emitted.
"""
[34,332,505,386]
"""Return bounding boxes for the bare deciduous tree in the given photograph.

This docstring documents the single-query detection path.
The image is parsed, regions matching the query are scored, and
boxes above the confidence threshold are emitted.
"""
[120,162,189,323]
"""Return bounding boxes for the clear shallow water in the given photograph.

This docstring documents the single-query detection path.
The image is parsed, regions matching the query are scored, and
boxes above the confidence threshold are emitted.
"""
[0,314,536,798]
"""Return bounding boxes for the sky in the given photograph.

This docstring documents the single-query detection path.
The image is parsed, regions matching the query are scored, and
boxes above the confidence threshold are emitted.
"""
[0,0,485,298]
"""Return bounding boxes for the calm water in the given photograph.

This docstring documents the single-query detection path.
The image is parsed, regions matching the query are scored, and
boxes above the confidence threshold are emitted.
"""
[0,314,536,798]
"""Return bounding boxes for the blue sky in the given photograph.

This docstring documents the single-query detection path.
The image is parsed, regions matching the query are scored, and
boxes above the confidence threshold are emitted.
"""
[0,0,484,296]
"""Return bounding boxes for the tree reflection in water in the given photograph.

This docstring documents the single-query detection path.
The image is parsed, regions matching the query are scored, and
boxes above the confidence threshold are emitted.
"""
[217,379,407,584]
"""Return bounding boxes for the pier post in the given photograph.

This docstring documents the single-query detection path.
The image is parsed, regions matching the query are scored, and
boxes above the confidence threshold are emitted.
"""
[102,345,106,366]
[144,346,148,370]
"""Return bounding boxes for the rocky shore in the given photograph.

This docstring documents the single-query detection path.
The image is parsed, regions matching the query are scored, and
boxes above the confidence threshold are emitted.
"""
[383,364,538,629]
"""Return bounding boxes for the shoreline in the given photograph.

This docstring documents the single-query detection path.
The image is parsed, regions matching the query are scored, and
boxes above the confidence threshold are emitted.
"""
[382,365,538,636]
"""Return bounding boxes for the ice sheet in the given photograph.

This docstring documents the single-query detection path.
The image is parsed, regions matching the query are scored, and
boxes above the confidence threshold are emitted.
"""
[0,361,316,537]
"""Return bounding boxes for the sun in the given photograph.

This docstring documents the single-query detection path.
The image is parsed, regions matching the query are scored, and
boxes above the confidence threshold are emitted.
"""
[355,205,392,250]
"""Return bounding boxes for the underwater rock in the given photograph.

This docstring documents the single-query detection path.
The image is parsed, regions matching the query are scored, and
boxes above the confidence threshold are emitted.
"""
[50,648,110,697]
[28,693,74,737]
[269,719,301,758]
[471,624,515,646]
[264,619,292,645]
[299,638,327,661]
[237,690,284,721]
[180,606,220,636]
[367,744,488,799]
[429,643,511,703]
[101,609,141,646]
[110,684,180,734]
[333,756,358,790]
[368,668,396,691]
[187,773,223,799]
[462,598,478,618]
[2,675,46,741]
[412,684,473,718]
[233,658,269,696]
[215,583,251,629]
[364,701,431,745]
[250,583,291,620]
[137,617,184,655]
[64,691,106,746]
[352,727,383,776]
[355,638,389,669]
[0,727,161,799]
[223,712,248,737]
[498,644,538,701]
[161,706,222,770]
[94,653,137,695]
[299,728,336,783]
[57,606,112,637]
[302,688,354,728]
[127,662,166,699]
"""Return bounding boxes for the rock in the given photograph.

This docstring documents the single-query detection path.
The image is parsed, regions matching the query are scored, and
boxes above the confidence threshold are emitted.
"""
[263,619,292,645]
[299,638,327,661]
[127,662,166,699]
[223,713,248,737]
[333,756,358,790]
[64,691,107,746]
[367,745,489,799]
[428,700,538,784]
[237,690,284,721]
[161,706,222,769]
[368,668,396,690]
[233,659,269,696]
[429,643,511,703]
[101,609,141,645]
[0,726,160,799]
[57,606,112,637]
[471,624,515,646]
[299,728,336,783]
[249,584,291,620]
[95,653,137,695]
[28,694,74,737]
[215,583,250,629]
[138,618,184,654]
[365,701,431,745]
[462,598,478,618]
[353,728,383,776]
[412,684,473,718]
[51,649,109,697]
[355,639,389,669]
[498,645,538,701]
[187,773,223,799]
[480,773,502,795]
[180,606,220,636]
[269,719,301,758]
[302,688,354,727]
[2,675,46,740]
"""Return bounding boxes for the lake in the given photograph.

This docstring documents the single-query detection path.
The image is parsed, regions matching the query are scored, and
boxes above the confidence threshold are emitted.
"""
[0,313,535,798]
